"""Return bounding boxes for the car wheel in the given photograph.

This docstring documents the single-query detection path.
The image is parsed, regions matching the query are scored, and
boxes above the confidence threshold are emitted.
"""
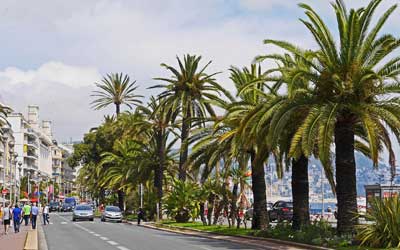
[72,218,76,222]
[90,218,94,221]
[101,218,105,222]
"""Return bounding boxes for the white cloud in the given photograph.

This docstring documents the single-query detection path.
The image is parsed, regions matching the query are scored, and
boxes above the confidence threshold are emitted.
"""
[0,62,101,88]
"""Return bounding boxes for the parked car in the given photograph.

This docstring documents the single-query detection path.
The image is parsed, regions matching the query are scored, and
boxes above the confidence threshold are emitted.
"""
[49,201,60,212]
[268,201,293,222]
[101,206,122,222]
[72,205,94,221]
[267,202,273,211]
[61,203,73,212]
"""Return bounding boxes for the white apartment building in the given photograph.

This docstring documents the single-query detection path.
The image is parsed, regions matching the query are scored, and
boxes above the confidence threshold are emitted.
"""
[8,106,54,182]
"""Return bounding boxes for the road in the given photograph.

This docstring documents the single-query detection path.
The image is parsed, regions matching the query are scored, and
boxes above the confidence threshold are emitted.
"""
[43,212,265,250]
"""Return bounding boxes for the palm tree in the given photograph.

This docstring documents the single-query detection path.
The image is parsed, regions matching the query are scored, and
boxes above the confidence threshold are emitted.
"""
[243,51,317,230]
[134,97,178,219]
[91,72,143,211]
[152,54,233,181]
[264,0,400,234]
[91,73,143,114]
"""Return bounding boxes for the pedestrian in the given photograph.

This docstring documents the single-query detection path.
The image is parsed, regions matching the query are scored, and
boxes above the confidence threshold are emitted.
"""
[137,207,144,225]
[12,204,22,233]
[31,203,39,229]
[2,202,11,235]
[22,202,31,226]
[42,203,49,225]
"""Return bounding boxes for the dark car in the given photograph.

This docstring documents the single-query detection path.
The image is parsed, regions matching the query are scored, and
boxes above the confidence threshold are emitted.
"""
[61,203,73,212]
[49,201,60,212]
[268,201,293,222]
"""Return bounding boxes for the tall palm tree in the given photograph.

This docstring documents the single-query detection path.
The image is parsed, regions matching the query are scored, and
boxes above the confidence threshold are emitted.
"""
[264,0,400,234]
[152,54,233,181]
[134,97,178,219]
[91,72,143,211]
[91,73,143,114]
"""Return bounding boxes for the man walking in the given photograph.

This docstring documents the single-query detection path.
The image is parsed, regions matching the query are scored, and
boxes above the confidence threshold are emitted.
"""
[12,204,22,233]
[42,203,49,225]
[2,202,11,235]
[31,203,39,229]
[23,202,31,226]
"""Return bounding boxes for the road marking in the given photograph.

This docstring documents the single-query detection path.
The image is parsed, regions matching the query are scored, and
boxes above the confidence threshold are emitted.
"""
[107,241,118,246]
[117,246,131,250]
[93,233,101,237]
[61,222,68,224]
[88,231,95,234]
[99,236,109,240]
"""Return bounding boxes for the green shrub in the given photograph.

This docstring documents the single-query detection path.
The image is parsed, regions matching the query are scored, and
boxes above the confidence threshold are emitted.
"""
[163,179,201,223]
[357,197,400,248]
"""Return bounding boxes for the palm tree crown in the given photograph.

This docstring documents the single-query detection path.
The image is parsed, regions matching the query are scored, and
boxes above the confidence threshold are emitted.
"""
[91,73,143,114]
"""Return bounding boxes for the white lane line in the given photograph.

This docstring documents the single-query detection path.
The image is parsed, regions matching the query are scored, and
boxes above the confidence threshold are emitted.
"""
[99,236,109,240]
[93,233,101,237]
[117,246,131,250]
[88,231,95,234]
[107,240,118,246]
[61,222,68,224]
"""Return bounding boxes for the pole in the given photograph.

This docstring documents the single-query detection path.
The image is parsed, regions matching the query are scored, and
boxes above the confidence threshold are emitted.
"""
[156,202,159,222]
[140,183,143,208]
[321,167,324,219]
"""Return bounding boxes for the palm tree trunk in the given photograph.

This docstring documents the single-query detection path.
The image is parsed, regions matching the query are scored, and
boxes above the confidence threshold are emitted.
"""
[291,154,310,230]
[335,119,358,235]
[250,151,268,230]
[114,103,125,212]
[154,131,165,220]
[231,183,239,228]
[207,193,215,226]
[179,111,191,181]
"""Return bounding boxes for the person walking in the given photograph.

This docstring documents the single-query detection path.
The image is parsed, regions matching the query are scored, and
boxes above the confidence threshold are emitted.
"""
[22,202,31,226]
[31,203,39,229]
[42,203,49,225]
[2,202,11,235]
[137,208,144,225]
[12,204,22,233]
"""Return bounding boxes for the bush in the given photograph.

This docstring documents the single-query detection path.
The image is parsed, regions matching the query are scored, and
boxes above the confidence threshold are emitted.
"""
[357,197,400,248]
[163,179,201,223]
[253,220,350,247]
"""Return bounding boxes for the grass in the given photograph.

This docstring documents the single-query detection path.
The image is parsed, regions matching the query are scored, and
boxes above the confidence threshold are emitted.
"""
[161,221,253,236]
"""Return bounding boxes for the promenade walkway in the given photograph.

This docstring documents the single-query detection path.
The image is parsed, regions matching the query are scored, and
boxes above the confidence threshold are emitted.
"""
[0,222,31,250]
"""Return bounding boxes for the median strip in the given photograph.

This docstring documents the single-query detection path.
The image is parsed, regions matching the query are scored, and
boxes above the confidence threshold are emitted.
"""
[24,229,38,250]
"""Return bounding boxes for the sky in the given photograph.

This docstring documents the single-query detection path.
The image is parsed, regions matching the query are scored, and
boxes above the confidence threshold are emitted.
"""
[0,0,398,142]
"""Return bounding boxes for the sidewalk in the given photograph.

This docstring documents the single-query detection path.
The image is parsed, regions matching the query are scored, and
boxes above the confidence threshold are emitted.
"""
[0,223,32,250]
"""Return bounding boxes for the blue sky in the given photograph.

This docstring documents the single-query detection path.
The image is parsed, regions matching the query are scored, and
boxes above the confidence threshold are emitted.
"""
[0,0,398,142]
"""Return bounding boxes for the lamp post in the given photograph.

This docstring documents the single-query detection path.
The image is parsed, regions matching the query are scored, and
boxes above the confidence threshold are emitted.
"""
[12,152,18,205]
[37,172,42,207]
[17,162,22,202]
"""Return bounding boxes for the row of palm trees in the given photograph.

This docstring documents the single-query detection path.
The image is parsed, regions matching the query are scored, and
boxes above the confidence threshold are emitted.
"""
[73,0,400,236]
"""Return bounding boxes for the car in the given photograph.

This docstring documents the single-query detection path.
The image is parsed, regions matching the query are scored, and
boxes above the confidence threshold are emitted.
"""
[72,205,94,221]
[61,203,73,212]
[49,201,60,212]
[267,202,273,211]
[101,206,122,222]
[268,201,293,222]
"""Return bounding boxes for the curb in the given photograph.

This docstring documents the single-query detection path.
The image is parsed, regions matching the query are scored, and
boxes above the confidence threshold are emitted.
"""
[24,229,38,250]
[143,223,333,250]
[38,223,49,250]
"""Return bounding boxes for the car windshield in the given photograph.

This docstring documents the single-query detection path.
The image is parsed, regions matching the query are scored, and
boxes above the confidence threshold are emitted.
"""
[50,202,58,205]
[106,206,120,212]
[75,206,91,210]
[285,202,293,208]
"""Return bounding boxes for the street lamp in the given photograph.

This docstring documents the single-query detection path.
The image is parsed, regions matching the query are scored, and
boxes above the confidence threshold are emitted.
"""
[17,162,22,202]
[37,172,42,207]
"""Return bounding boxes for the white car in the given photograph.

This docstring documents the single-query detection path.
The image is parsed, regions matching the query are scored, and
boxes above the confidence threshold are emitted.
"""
[101,206,123,222]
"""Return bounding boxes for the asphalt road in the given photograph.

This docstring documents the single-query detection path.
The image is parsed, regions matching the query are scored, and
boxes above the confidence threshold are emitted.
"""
[42,212,264,250]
